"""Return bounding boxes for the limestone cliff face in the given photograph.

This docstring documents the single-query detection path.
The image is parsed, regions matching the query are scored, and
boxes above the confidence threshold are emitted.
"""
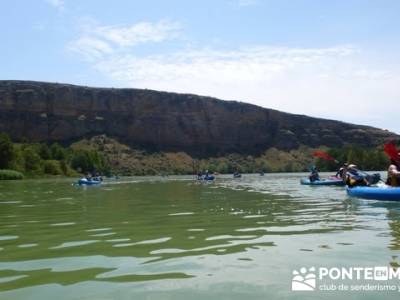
[0,80,397,156]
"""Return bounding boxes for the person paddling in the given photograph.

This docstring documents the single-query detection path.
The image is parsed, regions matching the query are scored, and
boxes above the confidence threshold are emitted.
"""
[336,163,348,178]
[386,164,400,187]
[343,164,370,187]
[391,153,400,169]
[309,166,320,182]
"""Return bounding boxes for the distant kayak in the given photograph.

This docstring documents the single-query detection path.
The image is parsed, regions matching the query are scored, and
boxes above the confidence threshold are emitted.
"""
[77,178,102,186]
[198,175,215,181]
[300,178,345,186]
[233,174,242,178]
[346,186,400,201]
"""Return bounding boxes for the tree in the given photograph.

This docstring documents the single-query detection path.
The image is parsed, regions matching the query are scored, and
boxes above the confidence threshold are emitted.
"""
[70,150,90,173]
[50,143,66,160]
[38,143,51,160]
[23,147,41,171]
[0,133,15,169]
[70,149,110,175]
[43,160,62,175]
[60,160,68,175]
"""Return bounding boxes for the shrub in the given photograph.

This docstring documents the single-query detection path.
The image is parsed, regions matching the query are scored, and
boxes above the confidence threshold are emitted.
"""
[0,169,24,180]
[23,147,41,172]
[60,160,68,174]
[50,143,66,160]
[38,143,51,160]
[0,133,15,169]
[43,160,62,175]
[70,149,110,174]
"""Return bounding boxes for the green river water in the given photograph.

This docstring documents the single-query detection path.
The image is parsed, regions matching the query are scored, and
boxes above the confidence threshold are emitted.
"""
[0,173,399,299]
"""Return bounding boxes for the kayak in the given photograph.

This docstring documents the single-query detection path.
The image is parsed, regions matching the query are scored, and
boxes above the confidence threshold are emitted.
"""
[300,178,345,186]
[346,186,400,201]
[198,175,215,181]
[78,178,102,186]
[233,174,242,178]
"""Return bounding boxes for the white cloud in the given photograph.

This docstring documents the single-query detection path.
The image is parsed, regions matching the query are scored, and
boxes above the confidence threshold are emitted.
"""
[68,20,400,133]
[93,20,181,47]
[94,46,357,86]
[45,0,64,10]
[68,19,181,61]
[68,37,114,61]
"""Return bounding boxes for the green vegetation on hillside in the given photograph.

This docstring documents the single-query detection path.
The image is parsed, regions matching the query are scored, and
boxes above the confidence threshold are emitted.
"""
[70,135,319,175]
[0,133,394,179]
[0,132,110,179]
[71,135,393,175]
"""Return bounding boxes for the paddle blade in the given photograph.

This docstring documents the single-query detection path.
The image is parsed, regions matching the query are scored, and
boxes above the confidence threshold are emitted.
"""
[384,142,400,161]
[313,150,335,161]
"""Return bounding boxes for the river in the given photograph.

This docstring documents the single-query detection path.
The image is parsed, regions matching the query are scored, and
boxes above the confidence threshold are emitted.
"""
[0,173,399,299]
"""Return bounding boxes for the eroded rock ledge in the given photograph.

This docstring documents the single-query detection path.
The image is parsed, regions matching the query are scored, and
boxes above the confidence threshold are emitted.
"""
[0,80,397,156]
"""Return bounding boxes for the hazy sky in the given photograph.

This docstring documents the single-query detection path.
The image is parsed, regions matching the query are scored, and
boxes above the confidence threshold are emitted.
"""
[1,0,399,133]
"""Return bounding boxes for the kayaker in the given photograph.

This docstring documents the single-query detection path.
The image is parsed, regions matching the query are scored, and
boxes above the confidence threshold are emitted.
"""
[391,153,400,168]
[309,166,320,182]
[386,164,400,187]
[344,164,369,187]
[204,170,213,180]
[336,163,348,178]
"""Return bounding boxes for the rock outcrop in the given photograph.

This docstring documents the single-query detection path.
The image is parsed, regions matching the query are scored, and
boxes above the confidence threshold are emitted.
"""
[0,80,397,156]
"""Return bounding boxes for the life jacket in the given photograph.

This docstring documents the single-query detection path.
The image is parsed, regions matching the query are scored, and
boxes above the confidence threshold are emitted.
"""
[346,173,367,187]
[386,175,400,187]
[309,171,319,182]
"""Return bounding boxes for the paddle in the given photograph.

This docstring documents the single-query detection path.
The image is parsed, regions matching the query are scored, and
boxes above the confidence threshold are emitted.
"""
[384,142,400,164]
[312,150,379,183]
[312,150,339,164]
[310,150,338,180]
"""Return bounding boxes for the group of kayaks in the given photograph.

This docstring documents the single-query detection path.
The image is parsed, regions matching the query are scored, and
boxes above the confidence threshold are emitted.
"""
[197,172,244,181]
[76,178,102,186]
[197,175,215,181]
[75,172,400,201]
[300,176,400,201]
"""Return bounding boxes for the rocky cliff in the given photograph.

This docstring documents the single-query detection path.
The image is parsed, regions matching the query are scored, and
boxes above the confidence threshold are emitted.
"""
[0,80,397,156]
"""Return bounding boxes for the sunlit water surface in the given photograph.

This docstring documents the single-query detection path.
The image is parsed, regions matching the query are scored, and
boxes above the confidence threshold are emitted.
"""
[0,173,399,299]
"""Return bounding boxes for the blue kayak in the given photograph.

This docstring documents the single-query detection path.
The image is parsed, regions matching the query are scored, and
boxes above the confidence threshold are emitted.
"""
[78,178,102,186]
[346,186,400,201]
[300,178,345,186]
[198,175,215,181]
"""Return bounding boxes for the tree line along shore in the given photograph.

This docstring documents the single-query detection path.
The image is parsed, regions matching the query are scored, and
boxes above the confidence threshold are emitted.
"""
[0,133,394,180]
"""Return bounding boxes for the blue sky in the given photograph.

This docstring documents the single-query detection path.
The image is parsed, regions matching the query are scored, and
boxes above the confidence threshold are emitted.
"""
[1,0,400,133]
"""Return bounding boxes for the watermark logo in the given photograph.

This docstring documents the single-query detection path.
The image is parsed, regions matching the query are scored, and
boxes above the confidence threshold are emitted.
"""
[291,266,400,292]
[291,267,316,291]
